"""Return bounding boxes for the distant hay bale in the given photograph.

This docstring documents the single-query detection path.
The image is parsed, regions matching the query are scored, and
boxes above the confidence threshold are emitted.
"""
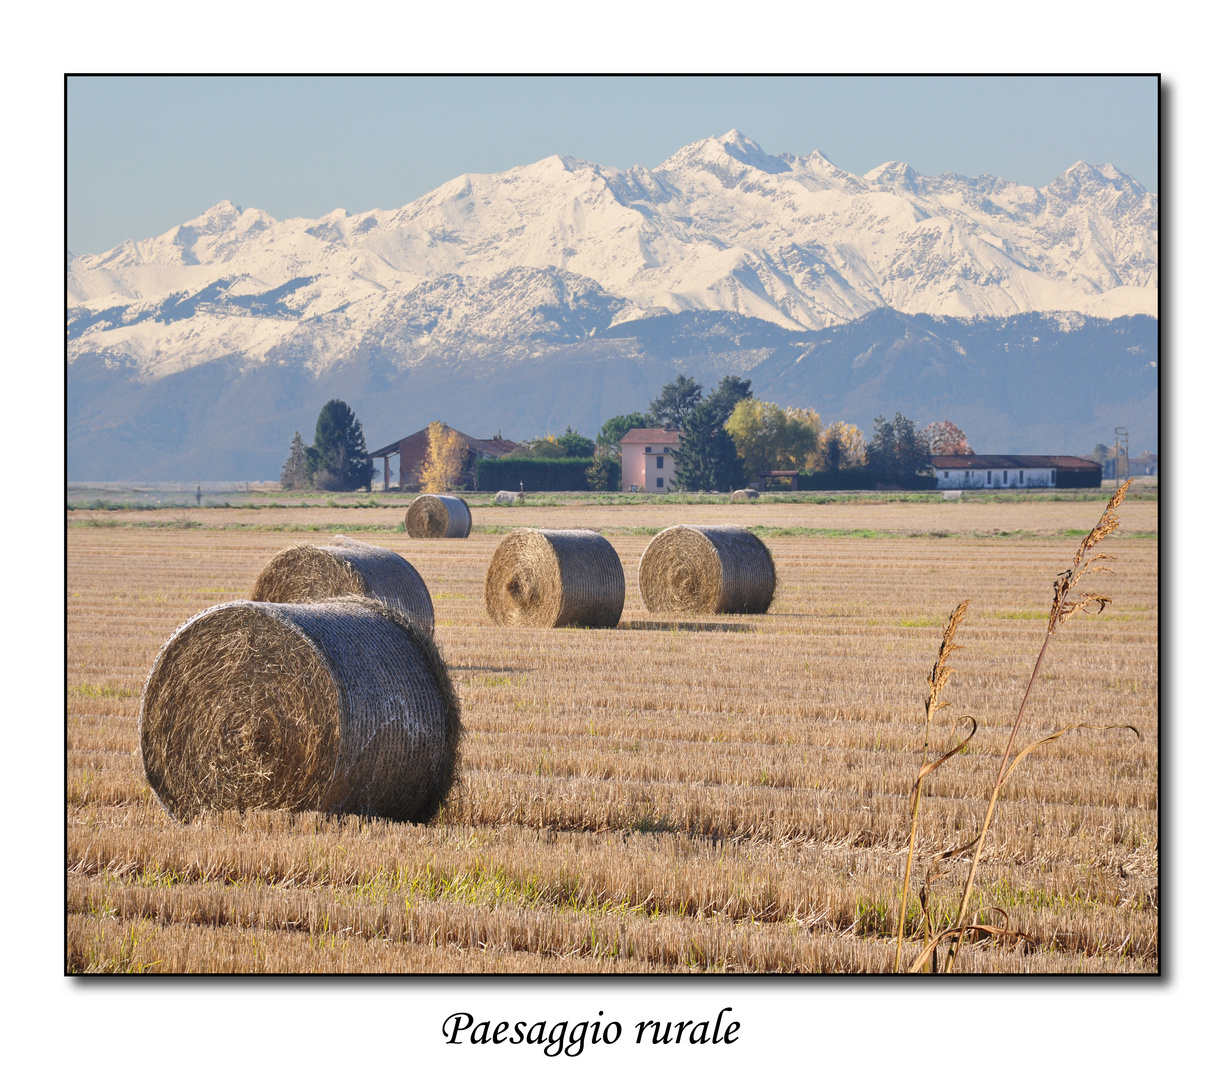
[249,535,434,636]
[139,598,462,822]
[405,494,472,538]
[484,528,624,628]
[638,524,776,615]
[730,488,760,503]
[494,490,521,505]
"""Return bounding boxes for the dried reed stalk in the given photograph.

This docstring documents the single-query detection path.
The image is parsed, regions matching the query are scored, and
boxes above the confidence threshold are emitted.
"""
[638,524,776,615]
[893,600,971,972]
[250,535,434,636]
[484,529,625,628]
[140,597,462,823]
[405,494,472,539]
[942,480,1137,971]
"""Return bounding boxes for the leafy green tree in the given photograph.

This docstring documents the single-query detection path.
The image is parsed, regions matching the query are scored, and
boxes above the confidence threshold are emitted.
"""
[673,379,753,492]
[595,412,650,457]
[306,399,374,491]
[648,374,704,429]
[279,431,310,490]
[556,425,596,458]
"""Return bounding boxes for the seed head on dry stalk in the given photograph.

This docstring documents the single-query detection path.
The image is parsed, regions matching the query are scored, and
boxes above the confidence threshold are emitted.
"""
[893,599,972,972]
[940,480,1139,972]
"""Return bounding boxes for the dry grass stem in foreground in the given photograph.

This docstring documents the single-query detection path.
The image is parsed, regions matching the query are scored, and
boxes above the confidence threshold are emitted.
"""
[250,535,435,635]
[893,599,971,972]
[942,480,1139,972]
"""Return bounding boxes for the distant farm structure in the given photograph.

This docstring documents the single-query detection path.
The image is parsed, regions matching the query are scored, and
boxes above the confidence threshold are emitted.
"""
[620,428,682,492]
[932,455,1103,490]
[368,427,520,492]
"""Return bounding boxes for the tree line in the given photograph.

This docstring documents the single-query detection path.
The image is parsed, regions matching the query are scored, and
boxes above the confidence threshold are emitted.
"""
[280,385,973,493]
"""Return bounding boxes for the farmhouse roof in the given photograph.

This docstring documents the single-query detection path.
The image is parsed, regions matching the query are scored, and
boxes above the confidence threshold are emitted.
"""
[619,428,681,444]
[931,454,1100,470]
[368,427,520,459]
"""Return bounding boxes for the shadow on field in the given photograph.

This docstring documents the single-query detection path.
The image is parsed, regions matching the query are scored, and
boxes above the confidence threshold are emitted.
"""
[620,620,756,633]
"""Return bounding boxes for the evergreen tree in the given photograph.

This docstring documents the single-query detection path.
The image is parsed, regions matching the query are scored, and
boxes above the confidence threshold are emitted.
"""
[279,431,310,490]
[868,412,931,486]
[674,379,752,492]
[306,399,374,491]
[648,374,704,429]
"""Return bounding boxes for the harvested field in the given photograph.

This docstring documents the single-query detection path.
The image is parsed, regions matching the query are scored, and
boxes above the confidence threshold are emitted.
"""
[67,492,1158,973]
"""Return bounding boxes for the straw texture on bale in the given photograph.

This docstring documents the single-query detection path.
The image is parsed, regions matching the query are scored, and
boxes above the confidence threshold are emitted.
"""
[405,494,472,538]
[249,535,434,636]
[638,524,776,615]
[140,598,462,822]
[484,528,625,628]
[730,488,760,502]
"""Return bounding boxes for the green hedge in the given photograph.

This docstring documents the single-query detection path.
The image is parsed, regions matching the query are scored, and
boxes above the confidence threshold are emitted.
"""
[475,457,594,492]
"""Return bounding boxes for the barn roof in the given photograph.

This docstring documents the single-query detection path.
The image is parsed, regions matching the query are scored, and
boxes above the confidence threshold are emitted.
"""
[368,428,520,459]
[931,455,1101,470]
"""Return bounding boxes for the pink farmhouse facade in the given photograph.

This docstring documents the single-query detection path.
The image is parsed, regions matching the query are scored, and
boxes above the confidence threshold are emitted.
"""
[620,428,682,492]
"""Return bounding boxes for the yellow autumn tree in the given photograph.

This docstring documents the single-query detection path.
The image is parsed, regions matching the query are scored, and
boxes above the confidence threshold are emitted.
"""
[725,399,818,474]
[820,421,867,470]
[417,421,468,492]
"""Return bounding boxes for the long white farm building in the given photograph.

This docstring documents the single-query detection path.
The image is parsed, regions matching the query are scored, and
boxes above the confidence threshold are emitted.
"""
[931,455,1102,490]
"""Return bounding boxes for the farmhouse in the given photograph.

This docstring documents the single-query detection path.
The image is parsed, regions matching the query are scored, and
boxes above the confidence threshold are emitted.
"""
[368,426,520,491]
[620,428,682,492]
[931,455,1103,490]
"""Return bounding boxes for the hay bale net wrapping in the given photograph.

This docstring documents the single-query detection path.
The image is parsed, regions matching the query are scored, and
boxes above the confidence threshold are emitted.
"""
[485,528,625,628]
[405,494,472,538]
[139,598,462,822]
[638,524,776,615]
[249,535,434,637]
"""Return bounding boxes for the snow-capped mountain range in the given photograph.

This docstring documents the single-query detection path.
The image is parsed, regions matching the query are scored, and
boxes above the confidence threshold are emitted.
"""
[67,131,1158,480]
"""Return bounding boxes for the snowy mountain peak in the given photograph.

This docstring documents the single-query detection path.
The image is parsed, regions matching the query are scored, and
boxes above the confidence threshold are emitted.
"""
[68,131,1158,381]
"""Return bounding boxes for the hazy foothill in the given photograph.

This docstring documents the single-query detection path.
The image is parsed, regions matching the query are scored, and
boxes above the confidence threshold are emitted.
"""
[67,122,1157,975]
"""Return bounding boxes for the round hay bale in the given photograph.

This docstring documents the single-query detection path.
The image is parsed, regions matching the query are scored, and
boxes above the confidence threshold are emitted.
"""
[494,490,521,505]
[405,494,472,538]
[249,535,434,636]
[730,488,760,503]
[139,597,462,823]
[638,524,776,615]
[484,528,624,628]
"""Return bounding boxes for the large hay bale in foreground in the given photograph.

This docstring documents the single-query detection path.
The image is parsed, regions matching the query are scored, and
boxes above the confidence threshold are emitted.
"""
[484,528,624,628]
[638,524,776,615]
[405,494,472,538]
[250,535,434,636]
[140,598,461,822]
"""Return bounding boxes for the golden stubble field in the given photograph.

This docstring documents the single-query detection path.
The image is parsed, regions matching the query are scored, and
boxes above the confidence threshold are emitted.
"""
[66,493,1158,973]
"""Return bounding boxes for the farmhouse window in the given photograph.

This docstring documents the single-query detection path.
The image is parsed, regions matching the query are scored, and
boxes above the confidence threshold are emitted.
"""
[1018,470,1024,484]
[987,471,993,484]
[1051,470,1057,483]
[645,447,652,453]
[944,471,949,479]
[657,456,664,469]
[656,477,664,488]
[1003,471,1009,484]
[964,470,970,479]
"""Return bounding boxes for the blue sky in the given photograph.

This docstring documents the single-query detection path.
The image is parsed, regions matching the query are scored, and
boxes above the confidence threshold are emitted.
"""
[67,75,1157,255]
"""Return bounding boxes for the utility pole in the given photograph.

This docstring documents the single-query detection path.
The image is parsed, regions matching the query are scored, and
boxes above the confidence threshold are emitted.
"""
[1114,427,1129,489]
